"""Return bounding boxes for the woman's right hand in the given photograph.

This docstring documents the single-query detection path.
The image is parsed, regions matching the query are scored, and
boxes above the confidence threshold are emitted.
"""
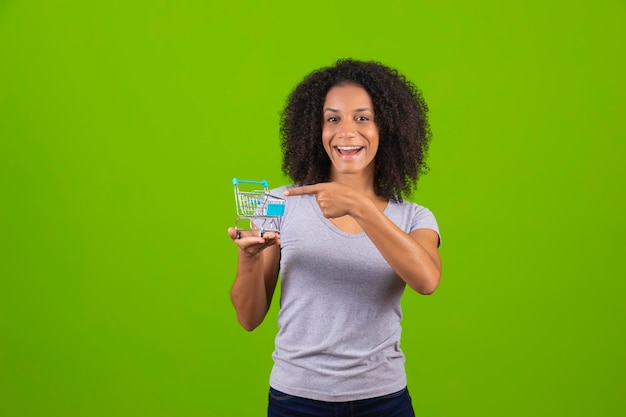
[227,227,281,256]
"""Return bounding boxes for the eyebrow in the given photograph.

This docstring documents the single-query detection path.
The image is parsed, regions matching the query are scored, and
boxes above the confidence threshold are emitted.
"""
[323,107,373,113]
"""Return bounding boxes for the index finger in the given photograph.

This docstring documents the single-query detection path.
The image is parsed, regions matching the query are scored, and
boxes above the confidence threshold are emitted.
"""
[283,184,322,196]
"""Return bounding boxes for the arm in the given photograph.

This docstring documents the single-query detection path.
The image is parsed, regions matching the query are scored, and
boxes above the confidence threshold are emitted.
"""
[227,228,281,331]
[352,201,441,295]
[284,184,441,295]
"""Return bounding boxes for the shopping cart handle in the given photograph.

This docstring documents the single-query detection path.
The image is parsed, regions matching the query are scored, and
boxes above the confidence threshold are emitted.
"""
[233,178,269,188]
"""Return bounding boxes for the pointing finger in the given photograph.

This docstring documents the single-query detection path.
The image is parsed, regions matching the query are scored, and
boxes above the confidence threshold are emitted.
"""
[284,184,320,196]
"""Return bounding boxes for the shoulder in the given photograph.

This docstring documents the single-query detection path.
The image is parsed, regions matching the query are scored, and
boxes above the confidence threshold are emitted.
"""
[389,199,436,218]
[388,199,440,238]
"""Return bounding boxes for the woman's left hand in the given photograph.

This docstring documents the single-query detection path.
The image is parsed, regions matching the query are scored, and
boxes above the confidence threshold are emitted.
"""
[284,182,359,219]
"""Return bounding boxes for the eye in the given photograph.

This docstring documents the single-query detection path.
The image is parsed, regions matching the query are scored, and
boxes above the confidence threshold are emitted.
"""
[355,115,370,122]
[326,116,339,123]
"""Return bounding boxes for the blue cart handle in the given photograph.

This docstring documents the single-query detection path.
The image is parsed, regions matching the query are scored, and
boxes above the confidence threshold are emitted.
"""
[233,178,269,188]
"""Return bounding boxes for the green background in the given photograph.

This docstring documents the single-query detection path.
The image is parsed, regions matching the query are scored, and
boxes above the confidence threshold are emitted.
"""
[1,0,624,416]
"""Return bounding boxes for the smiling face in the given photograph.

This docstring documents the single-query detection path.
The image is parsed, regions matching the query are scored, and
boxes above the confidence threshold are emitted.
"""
[322,83,379,180]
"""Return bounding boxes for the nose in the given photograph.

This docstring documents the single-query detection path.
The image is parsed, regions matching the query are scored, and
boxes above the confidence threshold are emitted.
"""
[338,119,356,138]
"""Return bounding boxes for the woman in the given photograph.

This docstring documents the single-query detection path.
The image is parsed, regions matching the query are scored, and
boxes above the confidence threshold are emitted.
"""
[227,58,441,416]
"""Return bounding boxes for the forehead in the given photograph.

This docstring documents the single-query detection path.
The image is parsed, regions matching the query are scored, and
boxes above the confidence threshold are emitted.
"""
[324,83,373,107]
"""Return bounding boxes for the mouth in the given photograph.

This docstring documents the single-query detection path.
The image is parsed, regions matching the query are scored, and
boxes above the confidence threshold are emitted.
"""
[335,146,364,156]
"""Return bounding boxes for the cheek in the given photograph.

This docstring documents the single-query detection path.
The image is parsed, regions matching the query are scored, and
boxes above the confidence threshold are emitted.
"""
[367,128,380,146]
[321,129,333,146]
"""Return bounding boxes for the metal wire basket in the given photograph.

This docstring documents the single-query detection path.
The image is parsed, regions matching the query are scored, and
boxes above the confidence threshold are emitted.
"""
[232,178,285,238]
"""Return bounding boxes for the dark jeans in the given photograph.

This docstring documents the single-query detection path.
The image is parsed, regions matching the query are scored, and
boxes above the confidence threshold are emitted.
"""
[268,386,416,417]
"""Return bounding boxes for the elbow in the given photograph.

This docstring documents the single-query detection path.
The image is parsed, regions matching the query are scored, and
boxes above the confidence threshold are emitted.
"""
[230,291,264,331]
[415,270,441,295]
[238,317,261,332]
[234,305,264,331]
[417,285,438,295]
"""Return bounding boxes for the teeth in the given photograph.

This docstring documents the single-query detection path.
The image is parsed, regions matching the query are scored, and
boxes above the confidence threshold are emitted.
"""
[337,146,362,150]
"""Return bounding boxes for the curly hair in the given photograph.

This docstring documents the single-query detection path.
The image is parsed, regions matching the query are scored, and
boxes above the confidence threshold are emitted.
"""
[279,58,432,202]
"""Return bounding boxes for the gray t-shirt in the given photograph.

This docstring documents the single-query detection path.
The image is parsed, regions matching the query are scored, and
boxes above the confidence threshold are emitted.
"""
[268,185,440,402]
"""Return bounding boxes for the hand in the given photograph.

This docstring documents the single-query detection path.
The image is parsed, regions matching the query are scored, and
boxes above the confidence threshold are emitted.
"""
[284,182,357,219]
[227,227,281,256]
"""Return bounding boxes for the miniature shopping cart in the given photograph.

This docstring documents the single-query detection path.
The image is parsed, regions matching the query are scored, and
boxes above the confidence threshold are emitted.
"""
[232,178,285,238]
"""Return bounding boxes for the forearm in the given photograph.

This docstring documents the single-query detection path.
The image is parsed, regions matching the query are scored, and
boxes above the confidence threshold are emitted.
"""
[352,201,441,294]
[230,250,272,331]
